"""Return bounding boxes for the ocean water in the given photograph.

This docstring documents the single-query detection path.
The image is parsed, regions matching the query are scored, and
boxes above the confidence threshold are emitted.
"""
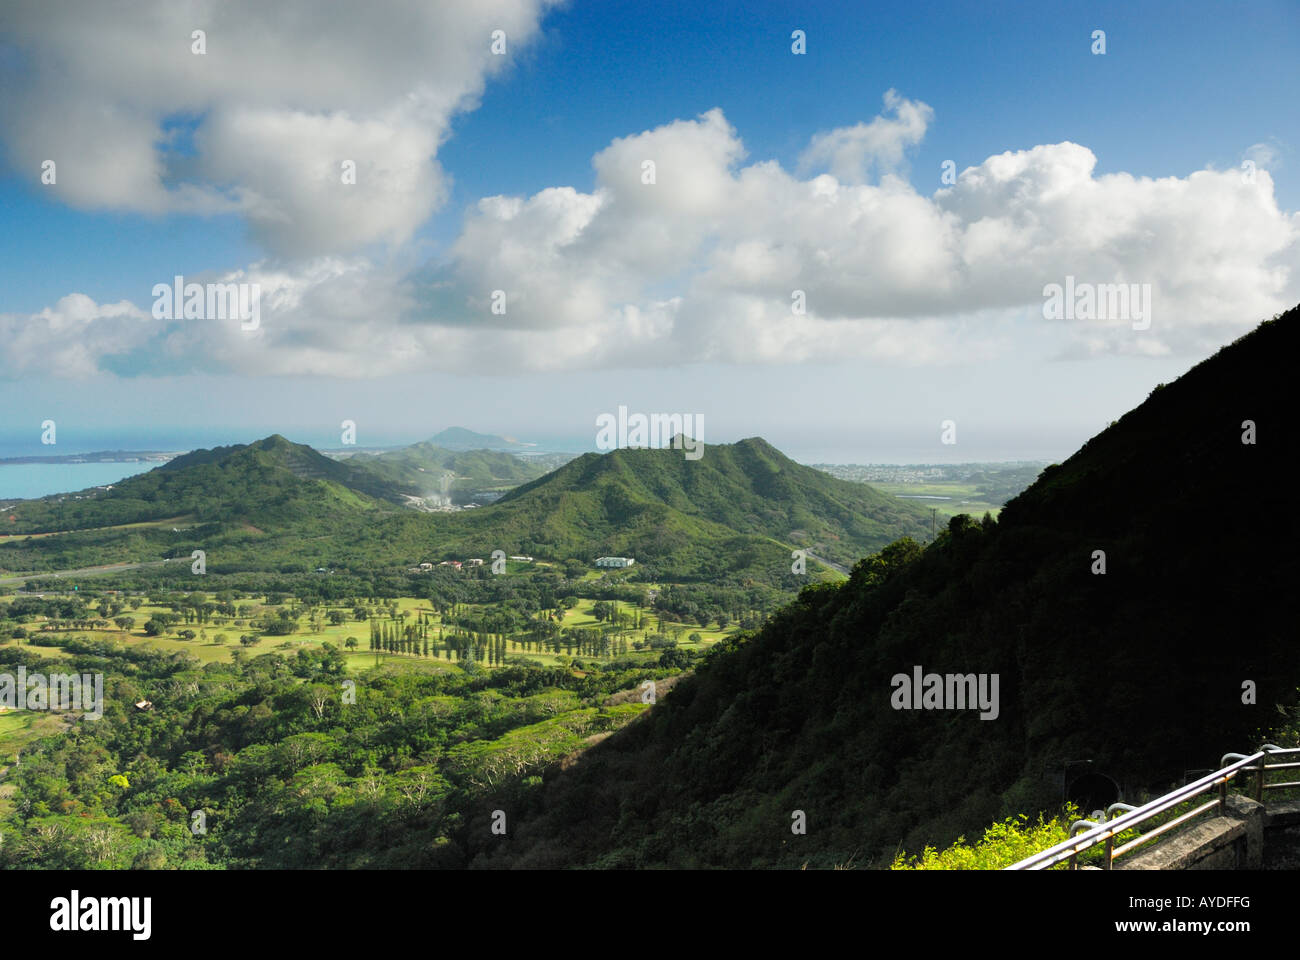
[0,462,155,501]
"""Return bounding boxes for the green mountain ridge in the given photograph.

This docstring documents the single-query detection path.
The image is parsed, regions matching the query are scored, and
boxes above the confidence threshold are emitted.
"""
[160,434,416,505]
[1,434,931,585]
[497,437,932,570]
[5,434,392,534]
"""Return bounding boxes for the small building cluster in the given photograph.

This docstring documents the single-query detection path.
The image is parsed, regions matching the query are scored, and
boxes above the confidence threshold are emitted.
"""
[413,558,486,573]
[595,556,635,568]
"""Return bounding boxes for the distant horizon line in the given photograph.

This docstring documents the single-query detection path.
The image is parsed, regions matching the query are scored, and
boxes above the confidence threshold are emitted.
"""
[0,431,1059,469]
[0,424,1077,463]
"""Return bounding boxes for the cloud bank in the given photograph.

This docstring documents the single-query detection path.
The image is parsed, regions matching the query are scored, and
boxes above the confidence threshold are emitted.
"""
[1,6,1295,379]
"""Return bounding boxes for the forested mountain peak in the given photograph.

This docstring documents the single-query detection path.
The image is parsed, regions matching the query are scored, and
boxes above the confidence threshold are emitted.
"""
[489,436,933,571]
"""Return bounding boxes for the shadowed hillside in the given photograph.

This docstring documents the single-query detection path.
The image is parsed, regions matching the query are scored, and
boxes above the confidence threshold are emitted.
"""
[474,309,1300,869]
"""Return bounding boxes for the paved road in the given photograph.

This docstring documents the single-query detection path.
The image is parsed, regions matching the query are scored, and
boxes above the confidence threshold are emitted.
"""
[805,552,851,576]
[0,559,166,587]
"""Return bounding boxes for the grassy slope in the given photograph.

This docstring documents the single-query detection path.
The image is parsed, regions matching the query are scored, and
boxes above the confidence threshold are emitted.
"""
[3,589,737,672]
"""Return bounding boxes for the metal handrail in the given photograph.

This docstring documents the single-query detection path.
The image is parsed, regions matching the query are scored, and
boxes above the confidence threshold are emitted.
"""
[1006,745,1300,871]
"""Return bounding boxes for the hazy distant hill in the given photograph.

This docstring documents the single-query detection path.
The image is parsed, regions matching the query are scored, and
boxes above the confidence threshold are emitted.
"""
[478,308,1300,869]
[340,441,556,503]
[0,450,176,465]
[427,426,534,451]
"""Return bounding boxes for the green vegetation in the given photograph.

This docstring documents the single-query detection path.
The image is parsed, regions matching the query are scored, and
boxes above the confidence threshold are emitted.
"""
[335,441,564,505]
[0,606,689,868]
[893,695,1300,870]
[891,807,1080,870]
[1,311,1295,870]
[814,462,1045,517]
[491,436,933,574]
[1,436,927,588]
[866,482,1004,520]
[468,312,1300,869]
[1,575,744,674]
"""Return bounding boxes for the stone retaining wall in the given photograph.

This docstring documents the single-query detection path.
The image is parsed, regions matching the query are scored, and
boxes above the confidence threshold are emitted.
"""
[1116,797,1300,870]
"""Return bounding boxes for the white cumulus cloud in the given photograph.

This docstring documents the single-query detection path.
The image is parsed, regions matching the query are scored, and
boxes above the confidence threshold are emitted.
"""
[4,83,1297,378]
[0,0,556,256]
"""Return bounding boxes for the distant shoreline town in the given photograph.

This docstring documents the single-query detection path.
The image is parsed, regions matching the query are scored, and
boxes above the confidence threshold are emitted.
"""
[0,450,182,466]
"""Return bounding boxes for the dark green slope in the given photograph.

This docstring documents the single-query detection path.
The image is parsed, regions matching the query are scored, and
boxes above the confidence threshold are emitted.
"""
[477,309,1300,869]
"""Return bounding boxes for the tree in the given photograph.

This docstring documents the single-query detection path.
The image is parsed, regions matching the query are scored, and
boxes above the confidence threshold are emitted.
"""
[114,616,136,632]
[142,618,164,636]
[344,636,358,651]
[659,648,690,669]
[857,537,924,587]
[132,845,167,870]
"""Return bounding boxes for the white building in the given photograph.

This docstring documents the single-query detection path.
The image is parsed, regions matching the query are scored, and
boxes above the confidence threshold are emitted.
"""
[595,556,635,568]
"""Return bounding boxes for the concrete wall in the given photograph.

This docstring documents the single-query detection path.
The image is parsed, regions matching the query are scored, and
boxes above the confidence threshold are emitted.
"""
[1116,797,1300,870]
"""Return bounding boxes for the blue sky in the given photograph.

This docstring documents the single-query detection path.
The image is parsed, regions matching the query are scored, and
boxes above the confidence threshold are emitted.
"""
[1,0,1296,464]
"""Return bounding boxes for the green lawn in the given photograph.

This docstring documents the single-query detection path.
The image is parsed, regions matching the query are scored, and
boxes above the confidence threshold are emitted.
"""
[872,482,1003,520]
[0,709,67,763]
[0,515,196,544]
[3,587,740,672]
